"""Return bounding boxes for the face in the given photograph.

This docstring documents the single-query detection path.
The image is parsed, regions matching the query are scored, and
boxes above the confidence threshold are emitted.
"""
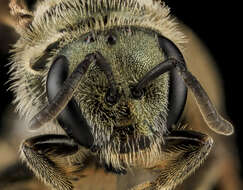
[10,0,190,158]
[6,1,235,190]
[58,28,170,150]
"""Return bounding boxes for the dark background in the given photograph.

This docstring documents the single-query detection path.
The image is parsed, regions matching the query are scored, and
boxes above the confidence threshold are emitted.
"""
[163,0,242,175]
[0,0,242,175]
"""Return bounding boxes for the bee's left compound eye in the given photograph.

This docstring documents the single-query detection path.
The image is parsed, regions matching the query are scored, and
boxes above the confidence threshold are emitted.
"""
[131,35,187,127]
[157,36,188,127]
[166,68,187,127]
[132,34,233,135]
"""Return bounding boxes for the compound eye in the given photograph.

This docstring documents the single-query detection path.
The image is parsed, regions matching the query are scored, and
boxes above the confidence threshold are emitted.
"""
[84,34,95,44]
[156,35,188,127]
[106,34,117,45]
[166,66,187,128]
[130,86,144,99]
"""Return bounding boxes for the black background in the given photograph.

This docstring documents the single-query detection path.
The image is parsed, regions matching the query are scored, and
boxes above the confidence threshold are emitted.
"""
[163,0,242,175]
[0,0,242,176]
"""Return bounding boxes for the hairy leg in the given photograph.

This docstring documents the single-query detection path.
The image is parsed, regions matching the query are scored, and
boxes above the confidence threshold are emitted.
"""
[20,134,80,190]
[131,130,213,190]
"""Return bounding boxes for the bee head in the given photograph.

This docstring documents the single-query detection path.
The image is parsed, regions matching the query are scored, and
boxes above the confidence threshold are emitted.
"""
[46,28,187,153]
[11,0,187,155]
[10,0,233,171]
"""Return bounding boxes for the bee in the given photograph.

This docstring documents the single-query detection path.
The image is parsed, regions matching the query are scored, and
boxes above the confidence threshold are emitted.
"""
[0,0,240,190]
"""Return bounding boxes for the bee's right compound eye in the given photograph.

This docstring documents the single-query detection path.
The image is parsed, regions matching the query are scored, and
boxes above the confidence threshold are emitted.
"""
[46,55,94,148]
[32,52,121,147]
